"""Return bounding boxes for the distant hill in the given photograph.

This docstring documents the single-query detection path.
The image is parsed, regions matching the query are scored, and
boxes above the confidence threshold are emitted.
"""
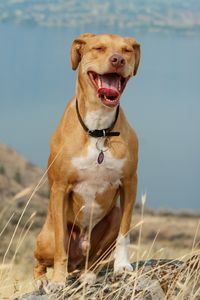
[0,143,49,261]
[0,143,49,202]
[0,143,48,198]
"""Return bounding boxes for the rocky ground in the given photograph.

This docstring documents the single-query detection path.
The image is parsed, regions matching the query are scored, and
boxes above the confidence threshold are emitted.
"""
[0,143,199,299]
[14,256,200,299]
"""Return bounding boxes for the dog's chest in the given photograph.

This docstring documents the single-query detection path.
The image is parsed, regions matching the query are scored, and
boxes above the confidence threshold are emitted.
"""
[73,139,125,191]
[72,139,125,227]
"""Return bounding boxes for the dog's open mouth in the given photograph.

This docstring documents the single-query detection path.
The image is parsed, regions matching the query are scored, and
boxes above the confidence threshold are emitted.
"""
[88,71,130,107]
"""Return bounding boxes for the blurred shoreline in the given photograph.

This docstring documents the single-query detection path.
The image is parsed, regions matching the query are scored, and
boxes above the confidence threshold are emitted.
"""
[1,0,200,36]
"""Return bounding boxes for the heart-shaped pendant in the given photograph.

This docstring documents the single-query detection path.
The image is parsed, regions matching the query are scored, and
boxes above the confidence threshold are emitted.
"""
[97,150,104,164]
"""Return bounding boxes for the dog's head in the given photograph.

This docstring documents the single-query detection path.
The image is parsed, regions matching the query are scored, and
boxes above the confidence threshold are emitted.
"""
[71,33,140,108]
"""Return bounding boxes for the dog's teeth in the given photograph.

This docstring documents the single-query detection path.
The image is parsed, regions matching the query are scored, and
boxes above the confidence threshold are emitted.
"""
[118,80,121,91]
[98,76,101,87]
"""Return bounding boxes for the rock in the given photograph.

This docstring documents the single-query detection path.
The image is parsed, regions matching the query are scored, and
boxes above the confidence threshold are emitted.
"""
[14,256,200,300]
[16,290,55,300]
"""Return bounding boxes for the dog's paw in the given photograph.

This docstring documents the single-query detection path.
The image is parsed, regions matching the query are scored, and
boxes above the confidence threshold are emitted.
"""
[43,281,66,294]
[80,271,97,285]
[114,262,133,277]
[35,276,48,290]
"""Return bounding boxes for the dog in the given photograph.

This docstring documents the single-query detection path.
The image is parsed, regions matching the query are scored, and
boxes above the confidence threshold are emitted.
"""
[34,33,140,293]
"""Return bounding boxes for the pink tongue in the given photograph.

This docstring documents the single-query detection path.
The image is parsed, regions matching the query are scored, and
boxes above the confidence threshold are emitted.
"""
[97,74,120,97]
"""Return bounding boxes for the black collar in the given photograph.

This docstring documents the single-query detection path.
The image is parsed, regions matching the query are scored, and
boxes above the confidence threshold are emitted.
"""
[75,98,120,138]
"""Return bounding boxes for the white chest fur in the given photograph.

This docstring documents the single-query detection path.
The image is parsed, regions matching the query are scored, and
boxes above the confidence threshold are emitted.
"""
[72,107,126,228]
[72,138,125,228]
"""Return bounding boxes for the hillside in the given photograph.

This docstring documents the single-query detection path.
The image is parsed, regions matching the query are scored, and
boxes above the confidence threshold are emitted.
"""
[0,143,49,263]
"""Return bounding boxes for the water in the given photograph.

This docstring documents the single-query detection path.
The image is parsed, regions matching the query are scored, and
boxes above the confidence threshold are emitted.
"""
[0,23,199,210]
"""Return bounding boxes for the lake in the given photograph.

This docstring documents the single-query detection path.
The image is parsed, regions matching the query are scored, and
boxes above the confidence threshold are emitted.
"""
[0,23,199,210]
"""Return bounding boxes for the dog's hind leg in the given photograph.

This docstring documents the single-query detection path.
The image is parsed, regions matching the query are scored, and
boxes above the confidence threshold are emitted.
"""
[34,261,48,290]
[34,261,47,278]
[34,215,54,289]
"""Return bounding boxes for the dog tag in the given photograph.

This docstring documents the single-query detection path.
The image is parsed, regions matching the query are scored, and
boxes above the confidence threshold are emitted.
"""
[97,151,104,164]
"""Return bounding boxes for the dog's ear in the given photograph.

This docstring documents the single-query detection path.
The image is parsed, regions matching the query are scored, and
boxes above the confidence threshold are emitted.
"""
[126,38,141,76]
[70,33,96,70]
[70,38,86,70]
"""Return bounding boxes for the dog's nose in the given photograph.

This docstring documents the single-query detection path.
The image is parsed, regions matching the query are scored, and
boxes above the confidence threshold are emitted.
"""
[110,54,125,68]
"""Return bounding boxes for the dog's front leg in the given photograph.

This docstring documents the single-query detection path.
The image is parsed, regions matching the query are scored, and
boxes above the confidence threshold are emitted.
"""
[114,174,137,275]
[45,183,70,293]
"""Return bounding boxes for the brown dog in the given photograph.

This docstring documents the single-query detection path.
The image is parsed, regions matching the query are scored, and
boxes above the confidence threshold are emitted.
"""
[34,33,140,293]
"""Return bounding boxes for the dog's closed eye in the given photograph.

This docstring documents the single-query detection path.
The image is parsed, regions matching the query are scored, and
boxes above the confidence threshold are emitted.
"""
[122,47,133,53]
[92,46,106,51]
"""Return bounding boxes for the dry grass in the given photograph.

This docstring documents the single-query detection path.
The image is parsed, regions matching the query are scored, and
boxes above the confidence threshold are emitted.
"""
[0,177,199,299]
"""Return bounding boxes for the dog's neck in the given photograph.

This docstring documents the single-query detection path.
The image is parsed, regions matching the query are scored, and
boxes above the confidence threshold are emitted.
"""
[76,76,117,131]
